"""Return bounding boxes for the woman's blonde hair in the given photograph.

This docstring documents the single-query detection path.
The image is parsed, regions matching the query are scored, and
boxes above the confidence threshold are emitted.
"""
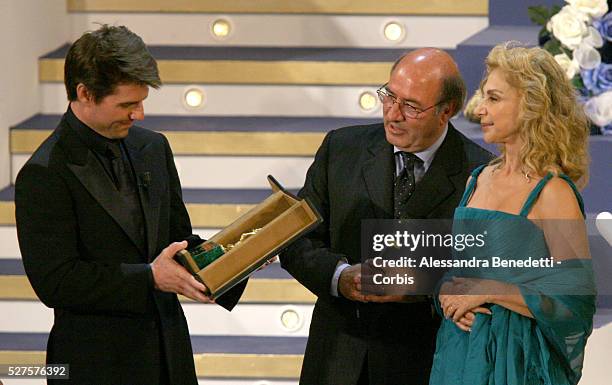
[481,42,590,187]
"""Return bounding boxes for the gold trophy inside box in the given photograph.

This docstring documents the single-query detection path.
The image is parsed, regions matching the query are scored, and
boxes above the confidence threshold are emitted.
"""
[175,175,322,299]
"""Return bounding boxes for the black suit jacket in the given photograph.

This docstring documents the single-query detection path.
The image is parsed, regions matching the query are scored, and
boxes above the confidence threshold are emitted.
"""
[15,113,245,385]
[280,122,493,385]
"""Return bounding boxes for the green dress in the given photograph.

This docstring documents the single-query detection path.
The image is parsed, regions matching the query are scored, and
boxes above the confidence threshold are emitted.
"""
[429,165,596,385]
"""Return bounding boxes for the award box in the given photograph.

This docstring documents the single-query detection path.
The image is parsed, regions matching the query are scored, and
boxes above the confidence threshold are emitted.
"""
[176,175,322,299]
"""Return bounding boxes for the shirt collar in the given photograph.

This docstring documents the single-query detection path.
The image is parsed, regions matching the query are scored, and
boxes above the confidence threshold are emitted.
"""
[394,123,448,171]
[66,105,121,157]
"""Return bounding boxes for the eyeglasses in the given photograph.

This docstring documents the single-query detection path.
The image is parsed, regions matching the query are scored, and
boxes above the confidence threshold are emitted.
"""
[376,83,445,119]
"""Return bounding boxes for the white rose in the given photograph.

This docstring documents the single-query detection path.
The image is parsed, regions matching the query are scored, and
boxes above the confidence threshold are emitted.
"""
[584,91,612,127]
[565,0,609,19]
[554,53,581,78]
[548,6,590,49]
[583,26,604,48]
[573,42,602,69]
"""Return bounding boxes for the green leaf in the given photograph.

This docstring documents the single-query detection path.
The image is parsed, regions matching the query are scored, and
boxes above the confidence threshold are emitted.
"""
[528,6,551,26]
[561,46,573,58]
[572,76,586,91]
[543,38,563,55]
[550,5,562,16]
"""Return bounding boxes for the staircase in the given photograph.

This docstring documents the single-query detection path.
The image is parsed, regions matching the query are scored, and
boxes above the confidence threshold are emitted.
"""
[1,1,610,384]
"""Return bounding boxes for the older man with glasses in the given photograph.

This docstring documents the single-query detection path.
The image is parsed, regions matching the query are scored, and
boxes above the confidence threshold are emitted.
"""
[280,48,493,385]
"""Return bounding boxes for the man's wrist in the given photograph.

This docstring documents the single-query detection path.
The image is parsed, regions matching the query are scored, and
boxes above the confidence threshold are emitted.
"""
[330,260,351,297]
[147,263,158,290]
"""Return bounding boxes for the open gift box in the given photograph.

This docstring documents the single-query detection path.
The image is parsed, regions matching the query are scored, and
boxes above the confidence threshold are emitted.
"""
[175,175,322,299]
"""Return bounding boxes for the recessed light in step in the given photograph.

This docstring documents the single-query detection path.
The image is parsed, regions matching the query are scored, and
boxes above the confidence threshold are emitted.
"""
[182,87,205,109]
[383,21,406,43]
[211,18,232,40]
[359,91,379,113]
[279,306,304,332]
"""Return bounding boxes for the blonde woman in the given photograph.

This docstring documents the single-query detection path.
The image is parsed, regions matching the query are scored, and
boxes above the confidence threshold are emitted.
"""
[429,43,596,385]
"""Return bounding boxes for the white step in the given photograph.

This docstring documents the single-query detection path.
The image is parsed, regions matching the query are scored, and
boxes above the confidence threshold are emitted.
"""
[174,156,310,189]
[68,13,488,49]
[0,227,20,259]
[11,154,312,188]
[40,83,384,117]
[0,301,313,337]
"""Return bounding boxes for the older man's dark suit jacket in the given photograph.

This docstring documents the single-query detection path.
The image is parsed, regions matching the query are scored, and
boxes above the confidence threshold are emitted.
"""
[15,113,245,385]
[280,122,493,385]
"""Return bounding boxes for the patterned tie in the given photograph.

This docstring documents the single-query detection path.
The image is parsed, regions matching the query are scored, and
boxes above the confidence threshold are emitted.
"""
[394,151,423,219]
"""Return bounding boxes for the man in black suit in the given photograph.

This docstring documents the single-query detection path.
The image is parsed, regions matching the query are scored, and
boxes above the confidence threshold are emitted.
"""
[280,48,493,385]
[15,25,245,385]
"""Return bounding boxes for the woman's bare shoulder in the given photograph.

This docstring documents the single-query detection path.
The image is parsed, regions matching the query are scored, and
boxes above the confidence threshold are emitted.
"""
[465,165,494,188]
[533,176,583,220]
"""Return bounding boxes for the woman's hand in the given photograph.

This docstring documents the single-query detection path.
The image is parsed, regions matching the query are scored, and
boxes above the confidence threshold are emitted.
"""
[439,277,498,323]
[451,306,492,332]
[440,293,489,322]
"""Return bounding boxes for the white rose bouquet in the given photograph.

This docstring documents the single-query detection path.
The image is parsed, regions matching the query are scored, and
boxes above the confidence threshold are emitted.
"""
[529,0,611,134]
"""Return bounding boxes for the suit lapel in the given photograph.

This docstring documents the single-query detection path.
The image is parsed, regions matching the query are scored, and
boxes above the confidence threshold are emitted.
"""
[65,147,148,256]
[124,136,160,259]
[59,118,156,257]
[362,127,395,219]
[403,124,464,218]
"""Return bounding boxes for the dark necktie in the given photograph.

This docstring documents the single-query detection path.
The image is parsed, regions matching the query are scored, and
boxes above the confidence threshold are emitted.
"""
[106,142,147,253]
[394,151,423,219]
[107,143,130,191]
